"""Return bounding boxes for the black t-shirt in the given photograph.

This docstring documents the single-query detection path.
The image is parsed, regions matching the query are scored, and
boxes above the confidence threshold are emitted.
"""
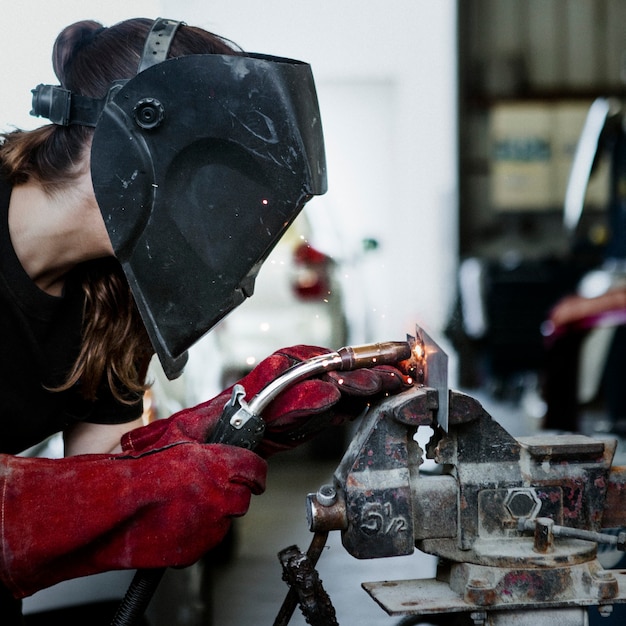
[0,176,143,455]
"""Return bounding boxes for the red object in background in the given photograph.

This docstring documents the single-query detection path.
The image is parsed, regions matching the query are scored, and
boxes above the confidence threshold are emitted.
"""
[291,242,333,300]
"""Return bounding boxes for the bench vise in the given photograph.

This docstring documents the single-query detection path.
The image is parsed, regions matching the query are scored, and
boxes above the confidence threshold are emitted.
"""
[305,383,626,624]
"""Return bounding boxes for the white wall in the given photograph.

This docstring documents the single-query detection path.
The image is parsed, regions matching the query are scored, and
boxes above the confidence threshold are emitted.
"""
[1,1,458,362]
[164,0,459,350]
[0,1,159,132]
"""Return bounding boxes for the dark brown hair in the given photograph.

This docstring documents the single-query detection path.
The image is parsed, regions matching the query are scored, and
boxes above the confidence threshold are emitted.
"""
[0,18,239,402]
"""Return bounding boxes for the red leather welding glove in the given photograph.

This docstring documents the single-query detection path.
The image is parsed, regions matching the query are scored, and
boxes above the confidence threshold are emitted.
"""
[0,442,266,599]
[121,345,409,457]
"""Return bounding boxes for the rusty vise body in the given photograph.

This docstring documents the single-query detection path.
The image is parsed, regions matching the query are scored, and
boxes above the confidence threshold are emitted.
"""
[305,385,626,625]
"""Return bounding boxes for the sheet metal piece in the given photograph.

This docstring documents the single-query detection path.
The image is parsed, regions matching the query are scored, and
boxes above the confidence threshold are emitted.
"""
[417,325,449,431]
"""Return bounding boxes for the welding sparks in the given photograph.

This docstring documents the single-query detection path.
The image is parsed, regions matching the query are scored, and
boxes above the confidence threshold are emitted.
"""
[413,341,425,361]
[397,332,426,385]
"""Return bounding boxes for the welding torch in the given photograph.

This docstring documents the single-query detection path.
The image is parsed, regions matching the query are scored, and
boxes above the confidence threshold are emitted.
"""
[111,339,413,626]
[210,340,414,450]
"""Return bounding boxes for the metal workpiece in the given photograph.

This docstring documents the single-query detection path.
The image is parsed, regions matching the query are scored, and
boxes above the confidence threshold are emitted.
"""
[416,326,449,431]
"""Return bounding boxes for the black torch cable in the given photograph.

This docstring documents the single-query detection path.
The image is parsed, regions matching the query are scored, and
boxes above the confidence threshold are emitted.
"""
[110,568,165,626]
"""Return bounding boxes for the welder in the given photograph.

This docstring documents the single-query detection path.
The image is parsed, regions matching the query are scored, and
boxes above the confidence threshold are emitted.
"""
[0,17,407,623]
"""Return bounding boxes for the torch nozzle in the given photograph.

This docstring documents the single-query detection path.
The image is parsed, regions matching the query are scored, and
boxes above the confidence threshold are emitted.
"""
[337,341,412,370]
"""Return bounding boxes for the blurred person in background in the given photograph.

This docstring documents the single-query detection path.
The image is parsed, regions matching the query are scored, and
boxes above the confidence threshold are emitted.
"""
[543,283,626,433]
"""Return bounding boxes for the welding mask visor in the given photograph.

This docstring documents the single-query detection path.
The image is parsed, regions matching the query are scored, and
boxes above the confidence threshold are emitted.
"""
[88,53,326,378]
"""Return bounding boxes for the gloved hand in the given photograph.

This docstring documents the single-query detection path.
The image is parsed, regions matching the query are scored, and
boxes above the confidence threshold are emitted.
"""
[122,345,410,457]
[0,442,266,598]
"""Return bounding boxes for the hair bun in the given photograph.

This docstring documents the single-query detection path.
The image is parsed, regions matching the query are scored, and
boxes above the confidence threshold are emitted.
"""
[53,20,105,84]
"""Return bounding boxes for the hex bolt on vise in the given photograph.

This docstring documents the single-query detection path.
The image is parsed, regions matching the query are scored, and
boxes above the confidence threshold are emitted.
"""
[276,326,626,626]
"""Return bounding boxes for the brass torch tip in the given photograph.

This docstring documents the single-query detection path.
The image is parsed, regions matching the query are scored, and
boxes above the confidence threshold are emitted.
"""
[337,341,412,370]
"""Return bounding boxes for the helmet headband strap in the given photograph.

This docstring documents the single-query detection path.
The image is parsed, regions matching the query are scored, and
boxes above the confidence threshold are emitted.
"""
[138,18,183,73]
[30,17,183,127]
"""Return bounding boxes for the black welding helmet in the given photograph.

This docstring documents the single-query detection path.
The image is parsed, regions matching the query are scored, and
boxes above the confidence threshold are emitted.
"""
[31,19,327,379]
